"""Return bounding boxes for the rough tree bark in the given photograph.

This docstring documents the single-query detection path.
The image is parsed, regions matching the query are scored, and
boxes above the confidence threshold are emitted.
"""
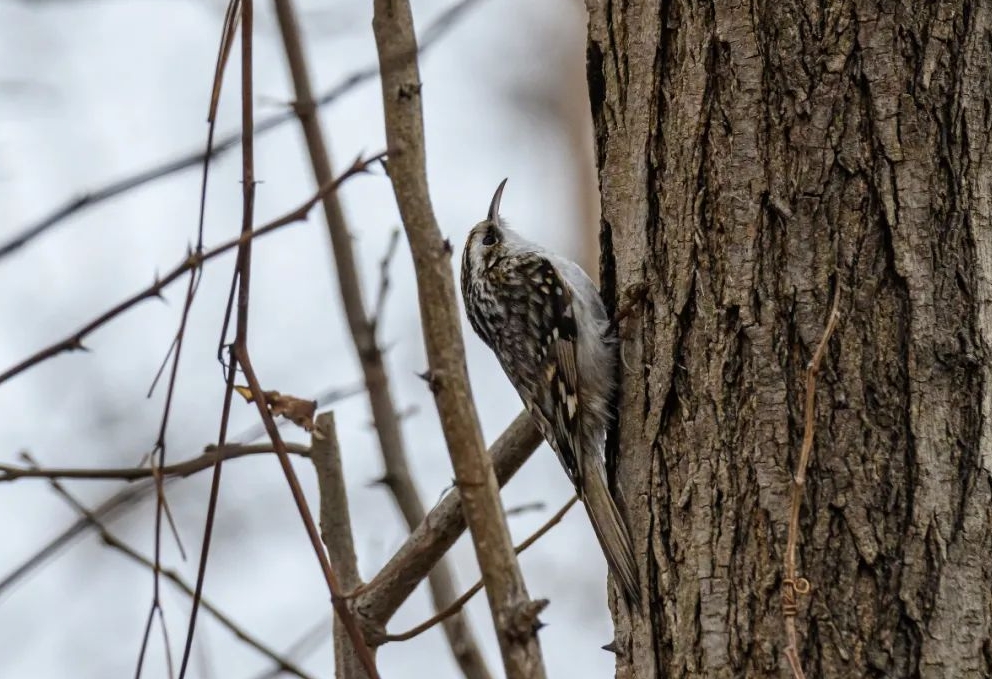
[587,2,992,678]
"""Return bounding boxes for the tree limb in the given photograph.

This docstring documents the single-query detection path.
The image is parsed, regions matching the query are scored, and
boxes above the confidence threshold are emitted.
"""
[384,496,578,644]
[272,2,495,677]
[353,410,541,631]
[0,152,383,386]
[371,3,547,675]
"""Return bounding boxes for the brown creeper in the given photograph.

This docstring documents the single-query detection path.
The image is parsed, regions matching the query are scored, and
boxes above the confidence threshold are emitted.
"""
[460,179,639,606]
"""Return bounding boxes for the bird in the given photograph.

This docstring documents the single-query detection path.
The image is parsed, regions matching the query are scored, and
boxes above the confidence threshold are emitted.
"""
[460,178,640,607]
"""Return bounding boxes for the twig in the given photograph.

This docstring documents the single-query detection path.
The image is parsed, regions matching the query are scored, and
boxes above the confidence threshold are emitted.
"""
[782,287,841,679]
[0,479,155,599]
[372,2,548,677]
[0,379,349,596]
[245,617,330,679]
[177,3,247,677]
[371,228,401,332]
[29,458,316,679]
[142,45,241,666]
[309,413,367,679]
[144,0,237,401]
[384,496,578,643]
[3,411,543,669]
[273,2,493,677]
[156,605,176,679]
[505,501,547,517]
[0,0,485,263]
[15,453,174,679]
[0,152,384,386]
[0,382,346,598]
[0,443,309,482]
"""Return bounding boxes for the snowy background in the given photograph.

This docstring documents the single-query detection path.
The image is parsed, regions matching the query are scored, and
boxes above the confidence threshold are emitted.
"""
[0,1,612,677]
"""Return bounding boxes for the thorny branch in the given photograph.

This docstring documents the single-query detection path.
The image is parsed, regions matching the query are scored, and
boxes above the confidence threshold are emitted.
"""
[782,287,841,679]
[177,4,252,677]
[131,1,251,666]
[0,151,384,386]
[0,443,309,482]
[0,0,486,262]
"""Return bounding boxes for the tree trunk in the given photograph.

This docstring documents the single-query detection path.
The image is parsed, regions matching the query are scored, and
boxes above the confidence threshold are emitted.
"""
[587,2,992,677]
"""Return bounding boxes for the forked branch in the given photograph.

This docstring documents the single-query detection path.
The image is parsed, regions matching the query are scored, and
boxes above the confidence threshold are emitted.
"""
[372,0,547,674]
[0,152,384,386]
[273,0,493,676]
[384,496,578,644]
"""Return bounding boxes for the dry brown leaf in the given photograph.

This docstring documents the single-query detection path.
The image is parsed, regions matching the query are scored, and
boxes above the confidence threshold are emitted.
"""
[233,385,316,431]
[233,385,257,402]
[269,393,317,432]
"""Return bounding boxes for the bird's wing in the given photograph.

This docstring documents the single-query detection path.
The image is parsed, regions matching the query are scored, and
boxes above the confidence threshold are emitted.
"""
[518,257,584,487]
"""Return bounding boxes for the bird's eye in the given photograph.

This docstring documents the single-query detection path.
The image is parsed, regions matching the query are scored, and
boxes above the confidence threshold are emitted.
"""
[482,232,497,246]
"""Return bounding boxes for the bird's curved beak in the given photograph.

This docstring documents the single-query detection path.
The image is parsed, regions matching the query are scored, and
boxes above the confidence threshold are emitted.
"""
[488,178,508,225]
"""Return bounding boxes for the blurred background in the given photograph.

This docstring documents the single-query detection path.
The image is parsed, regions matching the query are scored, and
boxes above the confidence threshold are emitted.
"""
[0,0,608,676]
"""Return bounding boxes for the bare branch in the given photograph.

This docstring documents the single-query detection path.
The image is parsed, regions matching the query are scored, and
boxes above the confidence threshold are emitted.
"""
[0,479,155,598]
[30,458,316,679]
[2,411,542,653]
[384,496,578,644]
[0,443,308,483]
[0,0,484,262]
[782,286,841,679]
[0,378,349,599]
[0,379,340,597]
[0,152,383,386]
[273,1,492,677]
[371,228,402,331]
[177,3,252,676]
[183,4,375,677]
[235,348,380,677]
[309,413,367,679]
[372,2,548,676]
[353,412,542,638]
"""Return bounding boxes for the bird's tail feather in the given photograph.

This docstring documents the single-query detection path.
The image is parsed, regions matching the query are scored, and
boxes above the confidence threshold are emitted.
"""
[580,459,640,608]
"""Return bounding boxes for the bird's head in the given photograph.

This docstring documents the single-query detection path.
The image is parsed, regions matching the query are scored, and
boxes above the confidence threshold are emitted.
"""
[462,178,526,276]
